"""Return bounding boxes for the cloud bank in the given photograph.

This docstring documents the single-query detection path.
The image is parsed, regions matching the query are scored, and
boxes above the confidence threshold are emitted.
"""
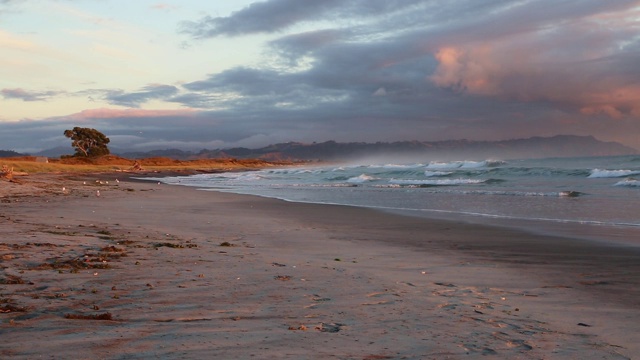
[1,0,640,153]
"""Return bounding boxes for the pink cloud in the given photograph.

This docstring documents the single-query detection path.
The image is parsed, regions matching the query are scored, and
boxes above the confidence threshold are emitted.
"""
[65,108,198,120]
[430,7,640,119]
[150,3,176,11]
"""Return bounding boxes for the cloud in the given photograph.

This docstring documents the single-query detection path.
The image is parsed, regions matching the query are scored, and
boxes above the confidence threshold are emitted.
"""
[268,29,347,65]
[428,1,640,118]
[63,108,197,120]
[105,84,180,107]
[165,93,221,109]
[3,1,640,153]
[0,107,213,153]
[372,87,386,96]
[1,88,61,101]
[180,0,425,38]
[150,3,177,11]
[180,0,340,38]
[169,0,637,148]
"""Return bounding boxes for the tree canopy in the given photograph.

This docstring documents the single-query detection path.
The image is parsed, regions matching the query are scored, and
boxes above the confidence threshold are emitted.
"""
[63,127,111,157]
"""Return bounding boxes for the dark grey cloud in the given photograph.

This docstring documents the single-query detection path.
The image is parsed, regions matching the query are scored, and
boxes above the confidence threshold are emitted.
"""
[3,0,640,153]
[1,88,61,101]
[6,93,640,155]
[181,0,340,38]
[172,0,640,150]
[270,28,345,50]
[105,84,179,107]
[165,93,221,109]
[180,0,425,38]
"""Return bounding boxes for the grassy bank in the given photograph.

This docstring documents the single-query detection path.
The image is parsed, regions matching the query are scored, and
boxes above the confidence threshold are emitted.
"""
[1,155,298,174]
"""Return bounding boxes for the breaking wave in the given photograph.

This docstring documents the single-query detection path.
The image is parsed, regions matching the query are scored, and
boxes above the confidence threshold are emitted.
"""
[347,174,378,183]
[614,178,640,187]
[424,170,453,177]
[426,160,506,169]
[388,178,488,186]
[588,169,640,178]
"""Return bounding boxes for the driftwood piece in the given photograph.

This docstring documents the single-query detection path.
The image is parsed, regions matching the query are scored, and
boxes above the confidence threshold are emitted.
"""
[1,165,13,180]
[129,160,143,171]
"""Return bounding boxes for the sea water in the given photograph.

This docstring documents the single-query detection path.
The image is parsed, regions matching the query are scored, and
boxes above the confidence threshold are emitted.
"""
[145,155,640,246]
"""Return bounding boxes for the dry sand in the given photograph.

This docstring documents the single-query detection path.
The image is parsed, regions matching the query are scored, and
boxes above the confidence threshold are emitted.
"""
[1,173,639,359]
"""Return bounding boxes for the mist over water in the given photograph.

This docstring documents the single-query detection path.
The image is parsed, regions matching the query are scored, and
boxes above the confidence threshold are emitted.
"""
[145,155,640,246]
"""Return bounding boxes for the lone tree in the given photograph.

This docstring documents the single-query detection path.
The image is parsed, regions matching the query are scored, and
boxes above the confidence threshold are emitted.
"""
[64,127,111,157]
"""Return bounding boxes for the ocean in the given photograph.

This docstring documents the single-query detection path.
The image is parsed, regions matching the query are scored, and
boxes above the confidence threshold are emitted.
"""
[145,155,640,246]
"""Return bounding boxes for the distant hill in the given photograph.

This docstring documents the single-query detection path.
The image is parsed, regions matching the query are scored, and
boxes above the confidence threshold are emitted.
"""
[33,146,74,158]
[115,135,638,161]
[117,148,194,160]
[0,150,26,158]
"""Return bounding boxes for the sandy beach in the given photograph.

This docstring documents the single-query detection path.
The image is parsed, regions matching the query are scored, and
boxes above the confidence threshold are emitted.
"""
[1,173,639,359]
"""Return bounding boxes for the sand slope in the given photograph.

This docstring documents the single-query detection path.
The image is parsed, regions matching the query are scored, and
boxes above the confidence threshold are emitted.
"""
[1,174,638,359]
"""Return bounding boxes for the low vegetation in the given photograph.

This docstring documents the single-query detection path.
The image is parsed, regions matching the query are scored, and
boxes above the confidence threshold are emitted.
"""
[1,155,296,174]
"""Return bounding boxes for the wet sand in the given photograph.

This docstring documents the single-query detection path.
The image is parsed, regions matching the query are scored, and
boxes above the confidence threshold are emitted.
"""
[1,173,639,359]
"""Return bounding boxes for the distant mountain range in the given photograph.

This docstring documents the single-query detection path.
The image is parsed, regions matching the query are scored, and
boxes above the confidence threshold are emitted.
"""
[0,149,25,158]
[4,135,636,161]
[116,135,638,161]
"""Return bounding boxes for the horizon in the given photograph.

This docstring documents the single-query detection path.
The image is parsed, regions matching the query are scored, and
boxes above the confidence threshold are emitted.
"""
[9,134,635,160]
[2,1,640,153]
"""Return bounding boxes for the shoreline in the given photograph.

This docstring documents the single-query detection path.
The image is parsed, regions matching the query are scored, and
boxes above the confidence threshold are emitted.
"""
[135,168,640,249]
[384,206,640,248]
[1,173,639,358]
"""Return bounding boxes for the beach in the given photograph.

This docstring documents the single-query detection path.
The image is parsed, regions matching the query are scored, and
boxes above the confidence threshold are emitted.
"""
[1,173,639,359]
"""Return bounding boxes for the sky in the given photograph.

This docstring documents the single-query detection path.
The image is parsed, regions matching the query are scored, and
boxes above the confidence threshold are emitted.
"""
[1,0,640,154]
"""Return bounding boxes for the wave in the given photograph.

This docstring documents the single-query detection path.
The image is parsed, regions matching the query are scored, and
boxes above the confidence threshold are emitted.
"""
[327,175,351,181]
[426,159,506,170]
[368,163,425,169]
[221,173,266,181]
[305,183,358,188]
[388,178,487,186]
[487,167,590,178]
[588,169,640,178]
[426,161,466,170]
[347,174,378,183]
[424,170,452,177]
[614,179,640,187]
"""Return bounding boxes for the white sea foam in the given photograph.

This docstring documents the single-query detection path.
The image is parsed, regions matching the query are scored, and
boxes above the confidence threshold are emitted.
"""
[389,178,486,186]
[347,174,378,183]
[459,161,487,169]
[614,178,640,187]
[140,155,640,237]
[369,163,424,169]
[426,159,505,170]
[588,169,640,178]
[229,173,266,181]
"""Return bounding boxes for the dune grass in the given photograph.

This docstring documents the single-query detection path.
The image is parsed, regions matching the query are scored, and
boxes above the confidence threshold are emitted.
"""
[3,161,119,174]
[2,157,294,174]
